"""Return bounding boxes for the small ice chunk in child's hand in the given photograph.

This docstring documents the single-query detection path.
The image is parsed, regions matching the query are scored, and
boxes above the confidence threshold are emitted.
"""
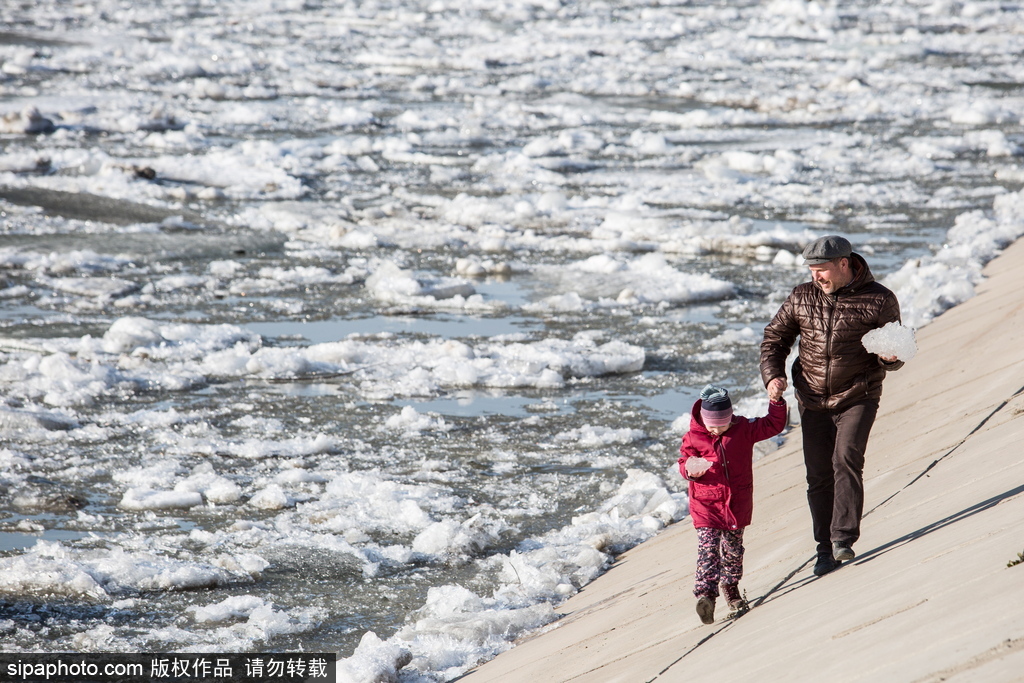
[861,322,917,362]
[686,456,712,477]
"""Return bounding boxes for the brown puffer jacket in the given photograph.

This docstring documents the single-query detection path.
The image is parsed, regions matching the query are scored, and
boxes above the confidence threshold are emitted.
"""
[760,253,904,411]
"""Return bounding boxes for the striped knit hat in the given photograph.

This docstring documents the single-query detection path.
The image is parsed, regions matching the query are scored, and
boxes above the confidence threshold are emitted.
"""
[700,384,733,427]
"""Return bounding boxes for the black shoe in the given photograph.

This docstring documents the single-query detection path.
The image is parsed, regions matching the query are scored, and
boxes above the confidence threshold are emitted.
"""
[833,541,855,562]
[813,552,839,576]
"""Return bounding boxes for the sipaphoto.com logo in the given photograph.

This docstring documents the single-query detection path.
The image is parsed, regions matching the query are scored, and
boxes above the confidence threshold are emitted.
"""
[5,657,142,680]
[0,653,336,683]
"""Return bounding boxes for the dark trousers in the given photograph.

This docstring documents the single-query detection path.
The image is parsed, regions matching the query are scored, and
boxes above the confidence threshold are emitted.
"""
[799,399,879,555]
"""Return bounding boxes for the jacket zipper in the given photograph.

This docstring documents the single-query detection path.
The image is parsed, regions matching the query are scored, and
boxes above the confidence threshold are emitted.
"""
[715,435,738,529]
[716,436,730,482]
[825,293,837,400]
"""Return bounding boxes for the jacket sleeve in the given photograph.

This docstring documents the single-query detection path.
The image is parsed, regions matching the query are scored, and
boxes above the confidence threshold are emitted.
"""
[749,399,788,442]
[761,295,799,387]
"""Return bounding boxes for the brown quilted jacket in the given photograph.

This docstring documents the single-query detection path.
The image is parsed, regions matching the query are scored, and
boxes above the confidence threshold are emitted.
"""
[760,253,905,411]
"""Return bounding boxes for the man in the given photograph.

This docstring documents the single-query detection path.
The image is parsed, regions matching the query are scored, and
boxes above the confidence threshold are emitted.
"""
[760,235,904,576]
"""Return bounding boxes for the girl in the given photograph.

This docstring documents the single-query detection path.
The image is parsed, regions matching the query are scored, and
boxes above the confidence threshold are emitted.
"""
[679,383,786,624]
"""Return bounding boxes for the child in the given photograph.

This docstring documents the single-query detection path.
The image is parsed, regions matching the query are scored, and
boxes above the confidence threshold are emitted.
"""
[678,383,786,624]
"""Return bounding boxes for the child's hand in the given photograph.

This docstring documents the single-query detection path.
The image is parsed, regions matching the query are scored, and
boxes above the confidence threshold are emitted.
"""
[768,379,784,402]
[685,457,712,477]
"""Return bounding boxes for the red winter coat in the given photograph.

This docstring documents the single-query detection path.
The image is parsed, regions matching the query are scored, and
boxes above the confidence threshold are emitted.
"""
[678,398,787,530]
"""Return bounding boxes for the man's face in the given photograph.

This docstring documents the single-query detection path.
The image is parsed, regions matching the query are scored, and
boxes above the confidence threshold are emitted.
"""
[809,258,852,294]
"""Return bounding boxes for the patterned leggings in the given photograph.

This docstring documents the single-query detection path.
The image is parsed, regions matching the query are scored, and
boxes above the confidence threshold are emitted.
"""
[694,527,745,598]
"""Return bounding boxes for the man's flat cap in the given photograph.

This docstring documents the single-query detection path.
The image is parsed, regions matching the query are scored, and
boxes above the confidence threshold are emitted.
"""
[802,235,852,265]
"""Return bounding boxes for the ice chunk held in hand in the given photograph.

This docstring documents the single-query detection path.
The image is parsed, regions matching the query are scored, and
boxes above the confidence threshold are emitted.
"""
[685,457,712,477]
[862,322,917,362]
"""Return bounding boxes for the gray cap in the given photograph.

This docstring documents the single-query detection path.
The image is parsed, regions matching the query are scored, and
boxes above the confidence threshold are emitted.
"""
[802,235,852,265]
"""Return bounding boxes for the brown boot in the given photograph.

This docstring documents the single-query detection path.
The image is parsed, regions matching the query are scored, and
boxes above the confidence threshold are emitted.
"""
[721,583,748,614]
[695,595,715,625]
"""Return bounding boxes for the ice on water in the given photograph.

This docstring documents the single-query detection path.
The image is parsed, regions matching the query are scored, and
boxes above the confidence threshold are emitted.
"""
[0,540,265,600]
[2,0,1024,679]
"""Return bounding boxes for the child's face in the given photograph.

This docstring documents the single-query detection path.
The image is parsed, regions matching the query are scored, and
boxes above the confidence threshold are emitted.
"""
[707,422,732,436]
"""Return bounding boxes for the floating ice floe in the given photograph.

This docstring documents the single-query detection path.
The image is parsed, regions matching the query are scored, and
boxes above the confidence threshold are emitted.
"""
[555,425,647,448]
[339,632,414,683]
[248,484,294,510]
[307,471,462,541]
[885,188,1024,329]
[176,463,243,504]
[0,473,84,512]
[184,594,327,648]
[0,407,77,431]
[411,516,503,557]
[2,247,134,276]
[42,276,141,299]
[99,316,259,358]
[384,405,451,436]
[119,487,204,510]
[0,106,55,134]
[529,253,735,310]
[0,541,261,600]
[190,594,267,624]
[454,257,512,278]
[366,261,477,303]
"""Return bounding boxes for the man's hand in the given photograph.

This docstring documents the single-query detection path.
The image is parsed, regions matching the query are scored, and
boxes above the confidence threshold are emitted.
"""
[767,377,787,401]
[879,354,897,363]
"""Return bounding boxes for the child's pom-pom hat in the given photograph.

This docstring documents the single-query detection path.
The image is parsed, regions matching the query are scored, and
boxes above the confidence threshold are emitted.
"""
[700,384,733,427]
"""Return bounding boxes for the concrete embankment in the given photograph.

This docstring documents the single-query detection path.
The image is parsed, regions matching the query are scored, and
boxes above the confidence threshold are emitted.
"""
[459,238,1024,682]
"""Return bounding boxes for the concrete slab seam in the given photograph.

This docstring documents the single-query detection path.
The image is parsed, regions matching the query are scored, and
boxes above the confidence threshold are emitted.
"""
[867,383,1024,516]
[909,635,1024,683]
[647,619,737,682]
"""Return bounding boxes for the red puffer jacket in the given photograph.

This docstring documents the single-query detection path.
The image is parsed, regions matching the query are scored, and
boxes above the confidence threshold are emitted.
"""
[760,253,904,411]
[678,398,788,530]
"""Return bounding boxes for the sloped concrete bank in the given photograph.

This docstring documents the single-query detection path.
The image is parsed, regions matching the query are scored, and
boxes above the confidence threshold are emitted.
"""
[459,237,1024,683]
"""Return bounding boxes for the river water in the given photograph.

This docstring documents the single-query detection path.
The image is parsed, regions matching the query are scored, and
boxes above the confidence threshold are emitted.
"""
[1,1,1022,681]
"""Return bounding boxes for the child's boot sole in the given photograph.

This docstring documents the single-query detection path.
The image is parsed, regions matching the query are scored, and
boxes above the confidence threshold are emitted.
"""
[696,596,715,625]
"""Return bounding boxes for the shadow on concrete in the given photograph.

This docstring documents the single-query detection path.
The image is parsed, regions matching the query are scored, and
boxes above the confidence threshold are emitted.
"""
[759,482,1024,607]
[855,482,1024,566]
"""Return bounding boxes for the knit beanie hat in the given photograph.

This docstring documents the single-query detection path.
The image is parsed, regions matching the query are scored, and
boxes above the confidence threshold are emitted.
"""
[700,384,733,427]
